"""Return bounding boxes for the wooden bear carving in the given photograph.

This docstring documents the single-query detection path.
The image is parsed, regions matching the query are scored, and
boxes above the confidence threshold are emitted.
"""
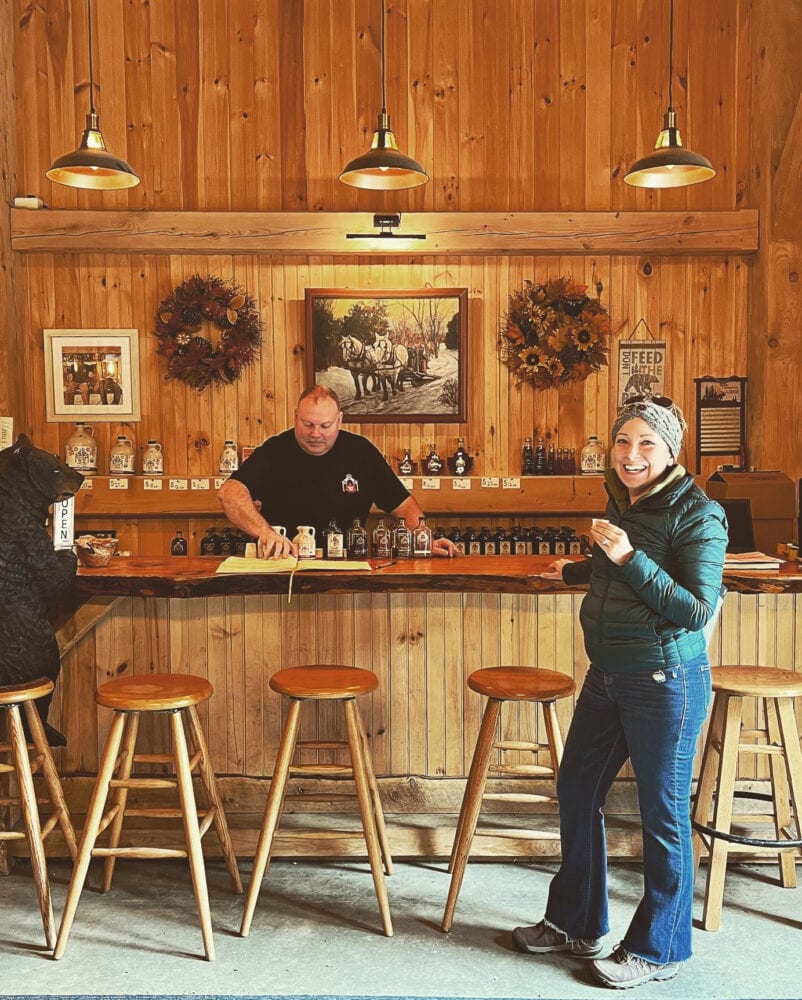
[0,434,84,744]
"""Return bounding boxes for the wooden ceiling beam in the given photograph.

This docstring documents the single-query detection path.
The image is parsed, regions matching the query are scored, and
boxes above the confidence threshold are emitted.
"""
[11,209,758,256]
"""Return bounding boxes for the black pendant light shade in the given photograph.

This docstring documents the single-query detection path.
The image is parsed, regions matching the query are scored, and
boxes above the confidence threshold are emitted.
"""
[339,4,428,190]
[46,0,140,190]
[624,1,715,189]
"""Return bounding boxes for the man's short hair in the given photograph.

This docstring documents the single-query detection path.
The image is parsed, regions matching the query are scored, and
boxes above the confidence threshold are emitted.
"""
[297,385,341,411]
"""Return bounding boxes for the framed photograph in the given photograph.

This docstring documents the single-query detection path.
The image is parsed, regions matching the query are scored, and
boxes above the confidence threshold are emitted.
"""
[43,329,141,423]
[305,288,468,422]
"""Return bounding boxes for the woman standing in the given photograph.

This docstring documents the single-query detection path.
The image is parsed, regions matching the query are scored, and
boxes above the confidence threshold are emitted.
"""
[514,398,727,989]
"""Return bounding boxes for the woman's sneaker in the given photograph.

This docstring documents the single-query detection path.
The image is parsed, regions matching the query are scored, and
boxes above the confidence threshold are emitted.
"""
[591,945,679,989]
[512,919,602,957]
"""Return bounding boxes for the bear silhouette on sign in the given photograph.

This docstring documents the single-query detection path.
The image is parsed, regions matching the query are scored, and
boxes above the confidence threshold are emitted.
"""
[0,435,84,745]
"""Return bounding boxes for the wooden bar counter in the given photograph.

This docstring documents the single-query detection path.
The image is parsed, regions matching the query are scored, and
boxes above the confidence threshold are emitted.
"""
[22,556,802,866]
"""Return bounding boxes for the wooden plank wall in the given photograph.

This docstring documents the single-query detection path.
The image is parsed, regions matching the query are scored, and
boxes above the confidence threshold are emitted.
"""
[50,591,802,786]
[5,1,801,546]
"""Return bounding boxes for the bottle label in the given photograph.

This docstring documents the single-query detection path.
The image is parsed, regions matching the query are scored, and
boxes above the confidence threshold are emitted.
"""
[483,542,497,556]
[514,541,527,556]
[469,541,482,555]
[350,534,367,558]
[554,541,567,555]
[538,541,552,555]
[499,541,512,556]
[569,540,582,554]
[454,541,467,556]
[109,452,135,473]
[66,444,97,472]
[326,533,344,558]
[396,534,413,558]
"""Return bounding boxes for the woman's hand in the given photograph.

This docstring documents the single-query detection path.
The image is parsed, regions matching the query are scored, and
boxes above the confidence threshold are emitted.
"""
[541,557,571,580]
[590,519,634,566]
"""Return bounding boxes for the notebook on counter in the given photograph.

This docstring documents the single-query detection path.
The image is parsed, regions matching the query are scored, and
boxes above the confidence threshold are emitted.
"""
[216,556,372,574]
[723,551,782,571]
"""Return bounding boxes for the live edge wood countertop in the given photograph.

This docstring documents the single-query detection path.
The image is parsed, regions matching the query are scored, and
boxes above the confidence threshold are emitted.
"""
[74,556,802,599]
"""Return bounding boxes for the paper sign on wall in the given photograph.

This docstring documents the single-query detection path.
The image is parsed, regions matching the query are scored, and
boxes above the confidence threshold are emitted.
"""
[617,320,666,406]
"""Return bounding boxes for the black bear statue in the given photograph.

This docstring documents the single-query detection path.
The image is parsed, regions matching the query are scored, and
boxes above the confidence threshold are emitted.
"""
[0,434,84,745]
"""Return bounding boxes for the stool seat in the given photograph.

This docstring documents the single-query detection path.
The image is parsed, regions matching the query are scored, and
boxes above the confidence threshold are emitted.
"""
[54,672,241,961]
[270,665,378,700]
[241,663,392,938]
[468,666,575,702]
[0,677,57,706]
[442,665,575,933]
[712,665,802,699]
[96,673,214,711]
[0,678,78,950]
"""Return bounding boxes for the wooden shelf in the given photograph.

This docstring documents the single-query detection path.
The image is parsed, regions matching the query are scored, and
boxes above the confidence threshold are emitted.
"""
[72,475,608,518]
[11,209,759,256]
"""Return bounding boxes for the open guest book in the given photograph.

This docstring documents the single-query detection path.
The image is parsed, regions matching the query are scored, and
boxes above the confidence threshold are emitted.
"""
[723,551,783,572]
[216,555,372,602]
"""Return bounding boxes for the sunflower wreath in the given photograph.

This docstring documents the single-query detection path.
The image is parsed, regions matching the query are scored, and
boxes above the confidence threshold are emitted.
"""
[499,276,610,388]
[154,274,263,391]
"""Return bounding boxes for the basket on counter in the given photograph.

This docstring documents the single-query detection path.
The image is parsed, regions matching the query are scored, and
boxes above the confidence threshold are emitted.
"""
[75,535,119,568]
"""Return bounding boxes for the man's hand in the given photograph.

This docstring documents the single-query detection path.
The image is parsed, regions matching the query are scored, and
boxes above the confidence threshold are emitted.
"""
[432,536,458,558]
[258,530,297,559]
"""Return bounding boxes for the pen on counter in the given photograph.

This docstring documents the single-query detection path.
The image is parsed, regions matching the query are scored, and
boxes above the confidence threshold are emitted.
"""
[375,560,395,569]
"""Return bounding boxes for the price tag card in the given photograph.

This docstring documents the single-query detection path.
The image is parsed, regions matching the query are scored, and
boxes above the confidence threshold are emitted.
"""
[502,477,521,489]
[213,477,226,490]
[79,479,93,491]
[169,478,188,491]
[109,478,129,490]
[452,478,471,490]
[421,477,441,490]
[481,476,500,489]
[399,477,413,490]
[143,478,163,491]
[191,478,211,491]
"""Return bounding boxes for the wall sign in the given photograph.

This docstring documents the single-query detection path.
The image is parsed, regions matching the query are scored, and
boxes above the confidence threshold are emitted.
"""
[694,375,747,473]
[617,319,666,406]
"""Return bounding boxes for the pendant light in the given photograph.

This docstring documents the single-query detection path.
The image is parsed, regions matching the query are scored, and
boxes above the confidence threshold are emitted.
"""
[624,0,715,189]
[339,1,428,190]
[46,0,140,190]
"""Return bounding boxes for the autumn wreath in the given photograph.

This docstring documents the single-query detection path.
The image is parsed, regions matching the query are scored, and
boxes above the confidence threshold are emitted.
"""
[154,274,263,391]
[500,276,610,388]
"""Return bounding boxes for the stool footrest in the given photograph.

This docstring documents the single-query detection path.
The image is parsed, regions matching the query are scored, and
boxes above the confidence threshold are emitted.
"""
[297,740,349,751]
[474,827,561,841]
[92,846,189,860]
[489,763,554,777]
[494,740,548,752]
[0,830,26,842]
[110,777,178,790]
[483,792,557,804]
[289,764,354,776]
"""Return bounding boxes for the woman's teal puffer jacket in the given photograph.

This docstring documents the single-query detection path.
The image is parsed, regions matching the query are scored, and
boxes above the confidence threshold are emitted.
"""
[563,466,728,672]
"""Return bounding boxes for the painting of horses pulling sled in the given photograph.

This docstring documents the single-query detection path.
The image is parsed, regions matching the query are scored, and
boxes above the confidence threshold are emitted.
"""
[305,288,468,423]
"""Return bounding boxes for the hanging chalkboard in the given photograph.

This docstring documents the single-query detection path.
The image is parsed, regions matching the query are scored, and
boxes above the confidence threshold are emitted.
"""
[694,375,747,473]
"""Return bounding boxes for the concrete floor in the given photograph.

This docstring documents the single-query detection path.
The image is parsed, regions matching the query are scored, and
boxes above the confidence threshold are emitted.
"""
[1,856,801,1000]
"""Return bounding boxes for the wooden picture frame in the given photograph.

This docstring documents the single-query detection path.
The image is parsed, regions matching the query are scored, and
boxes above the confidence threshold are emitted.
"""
[305,288,468,423]
[43,329,141,422]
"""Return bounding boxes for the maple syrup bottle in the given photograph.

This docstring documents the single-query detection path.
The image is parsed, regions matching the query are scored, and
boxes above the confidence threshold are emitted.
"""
[347,519,368,559]
[521,436,536,476]
[398,448,415,475]
[170,529,188,556]
[423,443,444,475]
[451,437,469,475]
[393,520,413,559]
[412,516,433,557]
[323,518,345,559]
[534,438,547,475]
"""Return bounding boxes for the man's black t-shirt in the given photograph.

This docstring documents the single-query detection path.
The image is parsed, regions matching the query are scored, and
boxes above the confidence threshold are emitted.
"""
[228,429,410,541]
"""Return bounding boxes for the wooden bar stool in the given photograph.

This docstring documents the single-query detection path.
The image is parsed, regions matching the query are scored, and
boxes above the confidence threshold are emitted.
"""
[692,665,802,931]
[442,665,575,933]
[240,665,393,938]
[0,678,78,949]
[54,673,242,961]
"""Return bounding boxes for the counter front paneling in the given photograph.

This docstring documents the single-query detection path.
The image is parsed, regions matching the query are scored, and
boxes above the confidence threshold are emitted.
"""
[7,556,799,865]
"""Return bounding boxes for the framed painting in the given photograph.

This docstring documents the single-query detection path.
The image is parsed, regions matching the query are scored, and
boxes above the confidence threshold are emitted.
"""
[305,288,468,423]
[43,329,141,422]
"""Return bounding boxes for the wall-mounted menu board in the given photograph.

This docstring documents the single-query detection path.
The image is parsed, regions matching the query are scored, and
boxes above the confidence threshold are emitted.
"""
[694,376,747,473]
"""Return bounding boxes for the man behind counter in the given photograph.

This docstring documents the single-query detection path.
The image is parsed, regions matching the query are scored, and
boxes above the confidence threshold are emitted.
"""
[217,386,456,558]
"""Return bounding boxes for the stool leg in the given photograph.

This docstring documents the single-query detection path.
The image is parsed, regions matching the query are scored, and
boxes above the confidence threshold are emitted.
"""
[775,697,802,851]
[170,709,215,961]
[354,702,393,876]
[345,698,393,936]
[693,691,726,876]
[101,711,140,892]
[9,704,56,950]
[54,711,127,960]
[186,705,242,893]
[701,693,743,932]
[240,698,302,937]
[765,698,797,888]
[542,699,565,772]
[441,697,501,933]
[22,700,78,862]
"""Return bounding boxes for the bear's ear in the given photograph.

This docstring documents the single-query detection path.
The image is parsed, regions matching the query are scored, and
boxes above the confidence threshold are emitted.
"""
[12,433,32,454]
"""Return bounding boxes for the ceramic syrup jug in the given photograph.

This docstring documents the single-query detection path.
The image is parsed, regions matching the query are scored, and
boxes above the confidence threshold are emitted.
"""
[218,440,239,474]
[65,422,98,476]
[293,525,316,558]
[142,439,164,475]
[109,435,136,474]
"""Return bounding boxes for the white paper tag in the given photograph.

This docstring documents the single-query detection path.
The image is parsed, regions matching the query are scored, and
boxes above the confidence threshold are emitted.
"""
[502,477,521,489]
[421,477,441,490]
[452,478,471,490]
[79,479,93,491]
[109,478,129,490]
[399,477,413,490]
[169,479,188,491]
[191,478,210,490]
[143,478,163,491]
[214,477,226,490]
[481,476,499,488]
